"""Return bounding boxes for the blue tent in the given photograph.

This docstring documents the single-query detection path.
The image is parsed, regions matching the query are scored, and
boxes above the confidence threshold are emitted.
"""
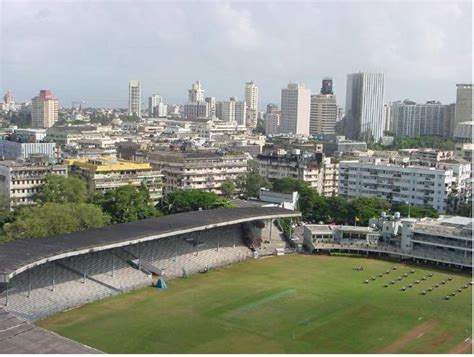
[156,278,167,289]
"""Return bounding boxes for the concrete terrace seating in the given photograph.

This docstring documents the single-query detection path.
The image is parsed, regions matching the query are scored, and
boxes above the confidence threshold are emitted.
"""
[1,224,253,321]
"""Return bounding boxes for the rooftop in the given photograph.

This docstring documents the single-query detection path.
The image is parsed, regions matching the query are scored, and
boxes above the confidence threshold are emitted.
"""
[0,207,300,279]
[64,157,153,172]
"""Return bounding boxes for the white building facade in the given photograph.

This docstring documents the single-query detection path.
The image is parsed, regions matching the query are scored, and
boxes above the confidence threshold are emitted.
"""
[128,80,141,117]
[245,81,258,129]
[0,161,68,209]
[338,158,470,213]
[280,83,311,135]
[188,81,205,103]
[390,100,451,138]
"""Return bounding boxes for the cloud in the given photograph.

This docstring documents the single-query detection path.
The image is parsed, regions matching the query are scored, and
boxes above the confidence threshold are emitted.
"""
[1,0,471,107]
[211,3,259,49]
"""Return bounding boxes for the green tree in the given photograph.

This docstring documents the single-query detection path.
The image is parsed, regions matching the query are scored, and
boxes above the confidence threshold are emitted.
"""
[0,194,12,225]
[161,190,233,215]
[3,203,110,241]
[252,118,265,135]
[452,203,472,218]
[326,196,353,224]
[35,175,89,204]
[368,136,455,151]
[239,159,271,198]
[351,197,391,225]
[272,178,314,219]
[94,185,160,224]
[220,180,236,198]
[394,204,439,219]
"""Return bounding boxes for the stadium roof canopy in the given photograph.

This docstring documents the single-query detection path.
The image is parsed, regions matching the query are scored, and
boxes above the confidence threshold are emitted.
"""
[0,207,300,280]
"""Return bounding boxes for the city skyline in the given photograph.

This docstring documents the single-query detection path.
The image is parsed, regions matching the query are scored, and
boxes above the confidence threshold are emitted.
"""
[2,1,471,108]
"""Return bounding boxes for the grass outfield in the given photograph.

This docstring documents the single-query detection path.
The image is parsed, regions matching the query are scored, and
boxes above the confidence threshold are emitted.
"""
[37,255,472,353]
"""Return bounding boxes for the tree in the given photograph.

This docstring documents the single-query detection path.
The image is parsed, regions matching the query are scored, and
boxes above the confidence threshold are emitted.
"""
[252,118,265,135]
[220,180,236,198]
[351,197,391,225]
[35,175,89,204]
[0,194,12,225]
[3,203,110,241]
[452,203,472,218]
[272,178,314,219]
[368,136,455,151]
[393,204,439,219]
[161,190,233,215]
[94,185,160,224]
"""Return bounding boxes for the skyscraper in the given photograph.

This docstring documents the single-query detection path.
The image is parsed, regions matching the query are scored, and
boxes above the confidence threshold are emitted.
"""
[390,100,451,138]
[205,97,216,118]
[244,81,258,128]
[264,113,280,135]
[454,84,473,126]
[216,97,246,126]
[188,81,205,103]
[31,90,59,128]
[148,94,162,117]
[184,102,208,120]
[343,72,385,142]
[266,103,279,114]
[128,80,141,117]
[310,79,337,135]
[383,103,392,133]
[279,83,311,135]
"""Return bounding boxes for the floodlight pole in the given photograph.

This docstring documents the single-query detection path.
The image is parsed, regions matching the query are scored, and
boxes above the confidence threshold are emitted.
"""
[5,280,8,306]
[27,269,31,298]
[233,227,236,248]
[51,264,55,292]
[112,255,115,277]
[175,236,178,262]
[289,218,292,240]
[196,233,200,257]
[138,242,142,271]
[82,255,86,284]
[269,219,273,244]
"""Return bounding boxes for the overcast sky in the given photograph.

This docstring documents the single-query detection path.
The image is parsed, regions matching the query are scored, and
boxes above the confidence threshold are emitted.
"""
[1,0,472,109]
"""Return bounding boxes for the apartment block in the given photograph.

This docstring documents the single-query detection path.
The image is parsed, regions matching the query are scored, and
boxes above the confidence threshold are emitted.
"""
[0,160,67,209]
[64,157,163,203]
[338,158,470,212]
[31,90,59,128]
[256,149,338,196]
[148,151,248,195]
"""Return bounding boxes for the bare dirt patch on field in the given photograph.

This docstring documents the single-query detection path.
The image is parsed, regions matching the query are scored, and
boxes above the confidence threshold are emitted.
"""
[378,320,438,353]
[448,340,473,354]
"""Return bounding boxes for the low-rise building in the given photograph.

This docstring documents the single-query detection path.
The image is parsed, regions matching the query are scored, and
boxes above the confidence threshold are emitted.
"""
[454,143,473,163]
[148,150,248,195]
[193,119,247,140]
[304,213,472,268]
[401,216,472,266]
[258,188,299,210]
[0,159,67,209]
[0,140,57,161]
[64,157,163,203]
